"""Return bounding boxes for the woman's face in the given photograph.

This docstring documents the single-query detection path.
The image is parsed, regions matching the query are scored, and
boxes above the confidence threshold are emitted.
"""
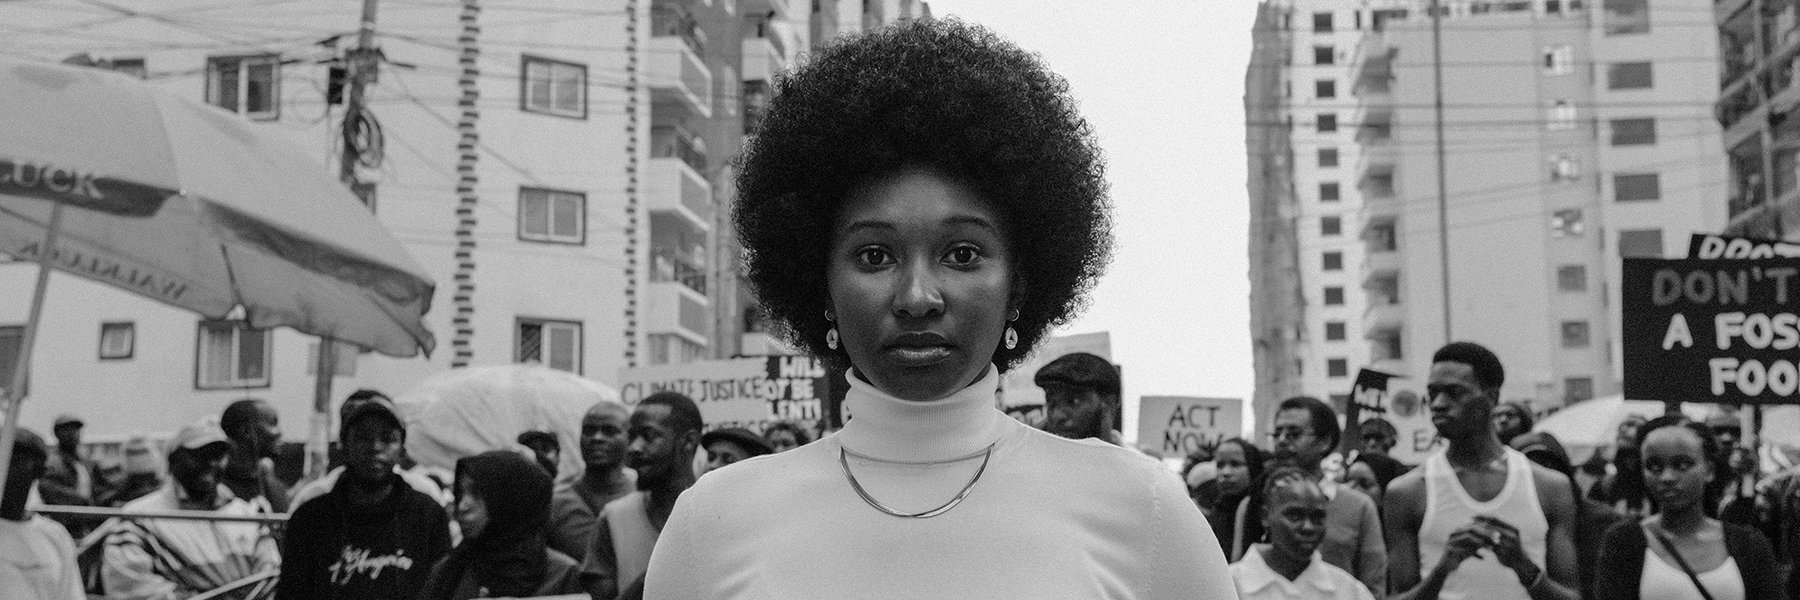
[1214,443,1252,495]
[1641,426,1712,513]
[827,168,1015,401]
[766,430,799,453]
[454,477,490,541]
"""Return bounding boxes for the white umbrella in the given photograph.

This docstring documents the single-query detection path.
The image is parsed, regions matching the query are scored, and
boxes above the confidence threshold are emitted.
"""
[396,364,622,484]
[0,56,436,503]
[1533,394,1709,464]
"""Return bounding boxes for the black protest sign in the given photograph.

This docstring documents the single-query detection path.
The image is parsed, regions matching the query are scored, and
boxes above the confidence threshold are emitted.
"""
[1622,257,1800,404]
[1688,233,1800,259]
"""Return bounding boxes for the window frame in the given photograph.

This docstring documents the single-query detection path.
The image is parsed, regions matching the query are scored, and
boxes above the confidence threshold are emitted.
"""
[1560,320,1591,348]
[1313,11,1334,32]
[204,54,280,121]
[517,187,588,245]
[1325,321,1347,341]
[193,320,272,390]
[1618,228,1664,258]
[1315,79,1337,99]
[1319,147,1339,168]
[98,321,134,360]
[1320,181,1342,202]
[1610,117,1657,146]
[1327,358,1349,378]
[1321,215,1343,237]
[1318,113,1338,133]
[1314,45,1336,65]
[1324,286,1346,306]
[1557,264,1588,292]
[1613,172,1661,202]
[1543,45,1574,75]
[519,55,589,119]
[516,317,584,374]
[1323,251,1344,271]
[1607,61,1654,90]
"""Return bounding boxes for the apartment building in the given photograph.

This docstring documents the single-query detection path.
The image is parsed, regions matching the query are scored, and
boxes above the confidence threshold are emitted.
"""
[0,0,927,439]
[1716,0,1800,238]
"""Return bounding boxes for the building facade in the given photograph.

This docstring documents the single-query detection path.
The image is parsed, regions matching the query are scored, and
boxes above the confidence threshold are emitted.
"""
[0,0,927,440]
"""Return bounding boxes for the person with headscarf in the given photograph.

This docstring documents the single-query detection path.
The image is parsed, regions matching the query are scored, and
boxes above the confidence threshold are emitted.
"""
[1492,401,1534,447]
[418,451,581,600]
[1205,438,1267,556]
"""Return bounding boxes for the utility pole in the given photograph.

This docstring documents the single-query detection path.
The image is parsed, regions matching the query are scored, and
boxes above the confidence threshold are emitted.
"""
[1431,0,1451,344]
[307,0,381,482]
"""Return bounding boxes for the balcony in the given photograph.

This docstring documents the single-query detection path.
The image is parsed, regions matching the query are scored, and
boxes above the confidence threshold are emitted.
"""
[1363,249,1400,277]
[646,13,712,120]
[646,156,712,231]
[741,0,793,20]
[1352,43,1395,99]
[1363,301,1404,335]
[645,280,710,345]
[1355,110,1393,145]
[651,125,708,174]
[651,248,707,295]
[742,36,785,85]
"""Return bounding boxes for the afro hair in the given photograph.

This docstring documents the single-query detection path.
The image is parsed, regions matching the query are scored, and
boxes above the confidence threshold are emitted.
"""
[734,18,1112,370]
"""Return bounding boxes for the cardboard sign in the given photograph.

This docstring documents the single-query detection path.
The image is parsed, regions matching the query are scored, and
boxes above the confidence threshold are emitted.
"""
[1621,257,1800,404]
[1137,396,1243,458]
[1689,233,1800,260]
[617,356,845,430]
[1340,368,1441,464]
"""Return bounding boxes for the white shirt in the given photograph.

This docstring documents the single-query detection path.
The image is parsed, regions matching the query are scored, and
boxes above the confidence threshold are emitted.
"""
[0,514,84,600]
[1232,547,1375,600]
[1640,549,1744,600]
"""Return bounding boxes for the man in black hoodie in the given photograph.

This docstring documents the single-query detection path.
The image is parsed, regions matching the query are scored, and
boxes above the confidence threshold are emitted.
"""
[277,395,451,600]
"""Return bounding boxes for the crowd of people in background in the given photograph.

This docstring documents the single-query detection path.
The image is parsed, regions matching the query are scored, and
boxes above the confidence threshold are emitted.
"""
[10,339,1800,599]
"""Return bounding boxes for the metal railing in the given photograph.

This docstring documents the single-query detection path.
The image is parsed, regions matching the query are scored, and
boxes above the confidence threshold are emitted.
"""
[38,505,286,600]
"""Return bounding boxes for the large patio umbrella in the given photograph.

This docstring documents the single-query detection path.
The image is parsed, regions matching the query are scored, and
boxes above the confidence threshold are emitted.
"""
[0,56,437,503]
[395,365,623,485]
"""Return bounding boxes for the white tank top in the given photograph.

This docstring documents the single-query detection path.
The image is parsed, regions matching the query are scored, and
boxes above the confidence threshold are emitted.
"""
[1640,549,1743,600]
[1418,448,1548,600]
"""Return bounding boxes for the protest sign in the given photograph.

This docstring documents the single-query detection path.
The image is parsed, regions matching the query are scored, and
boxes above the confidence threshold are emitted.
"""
[617,356,845,430]
[1337,368,1442,463]
[1137,396,1243,458]
[1689,233,1800,260]
[1622,257,1800,404]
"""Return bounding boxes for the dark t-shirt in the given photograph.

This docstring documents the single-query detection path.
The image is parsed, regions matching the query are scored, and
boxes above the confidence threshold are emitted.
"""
[276,474,451,600]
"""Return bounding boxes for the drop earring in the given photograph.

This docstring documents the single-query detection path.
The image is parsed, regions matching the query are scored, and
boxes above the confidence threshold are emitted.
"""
[827,328,840,350]
[1004,309,1020,350]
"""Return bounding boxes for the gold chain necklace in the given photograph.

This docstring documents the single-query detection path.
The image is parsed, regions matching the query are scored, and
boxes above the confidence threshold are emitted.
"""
[838,443,995,519]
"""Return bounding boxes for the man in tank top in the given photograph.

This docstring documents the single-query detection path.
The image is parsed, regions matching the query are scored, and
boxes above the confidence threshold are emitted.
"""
[1384,341,1581,600]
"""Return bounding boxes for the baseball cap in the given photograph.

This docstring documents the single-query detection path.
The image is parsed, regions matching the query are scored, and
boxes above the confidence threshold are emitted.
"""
[53,414,83,428]
[701,428,774,457]
[343,396,403,431]
[167,419,231,453]
[1033,352,1121,397]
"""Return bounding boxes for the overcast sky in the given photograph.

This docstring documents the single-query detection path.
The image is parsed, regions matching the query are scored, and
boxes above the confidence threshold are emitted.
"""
[926,0,1262,435]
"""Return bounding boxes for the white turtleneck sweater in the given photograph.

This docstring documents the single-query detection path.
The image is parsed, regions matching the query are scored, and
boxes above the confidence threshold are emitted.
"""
[643,366,1238,599]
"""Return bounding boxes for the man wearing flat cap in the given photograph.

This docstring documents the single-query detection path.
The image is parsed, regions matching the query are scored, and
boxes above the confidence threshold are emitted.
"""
[701,427,774,475]
[39,414,100,538]
[1034,352,1124,445]
[101,419,279,600]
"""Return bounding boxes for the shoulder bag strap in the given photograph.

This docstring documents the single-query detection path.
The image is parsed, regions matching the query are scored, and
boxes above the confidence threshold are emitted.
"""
[1647,526,1718,600]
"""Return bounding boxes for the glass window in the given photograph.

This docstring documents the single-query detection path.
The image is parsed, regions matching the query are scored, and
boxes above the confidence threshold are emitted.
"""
[1322,216,1342,236]
[1328,358,1349,378]
[1552,208,1585,237]
[1323,251,1344,271]
[1325,321,1346,341]
[1318,113,1338,133]
[1603,0,1649,35]
[1607,62,1653,89]
[1551,155,1582,182]
[1614,173,1661,202]
[522,56,588,118]
[1313,11,1334,32]
[1565,376,1595,402]
[518,318,582,373]
[518,188,586,244]
[1316,79,1336,99]
[1324,286,1345,305]
[1561,321,1591,348]
[1611,117,1657,145]
[1314,45,1335,65]
[205,56,279,120]
[1543,45,1574,74]
[1320,182,1341,202]
[1319,148,1339,168]
[1557,265,1587,292]
[99,322,134,360]
[1547,100,1577,131]
[196,321,271,389]
[1619,228,1663,258]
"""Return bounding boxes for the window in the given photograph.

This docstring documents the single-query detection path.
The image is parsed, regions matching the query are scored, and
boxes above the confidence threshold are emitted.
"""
[1318,148,1339,168]
[1314,45,1335,65]
[1557,265,1587,292]
[1603,0,1649,35]
[518,188,585,244]
[517,318,582,373]
[205,56,278,120]
[1327,358,1349,378]
[1322,216,1342,236]
[1614,173,1661,202]
[1325,321,1347,341]
[1561,320,1591,348]
[99,322,134,360]
[1611,117,1656,145]
[1320,182,1341,202]
[521,56,587,118]
[1324,286,1345,305]
[1315,79,1337,99]
[1551,155,1582,182]
[306,341,358,377]
[1547,100,1577,131]
[1323,251,1343,271]
[1619,228,1663,258]
[1318,113,1338,133]
[196,321,270,389]
[1543,45,1574,74]
[1551,208,1585,237]
[1607,62,1653,89]
[1313,11,1334,32]
[1564,376,1595,402]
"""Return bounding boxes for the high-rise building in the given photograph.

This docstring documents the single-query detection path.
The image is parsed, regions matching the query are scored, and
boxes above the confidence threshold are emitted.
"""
[0,0,927,439]
[1714,0,1800,238]
[1250,0,1725,447]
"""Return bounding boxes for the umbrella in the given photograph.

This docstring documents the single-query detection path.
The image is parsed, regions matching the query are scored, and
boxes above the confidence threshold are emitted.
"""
[0,56,436,503]
[396,365,623,484]
[1533,394,1709,464]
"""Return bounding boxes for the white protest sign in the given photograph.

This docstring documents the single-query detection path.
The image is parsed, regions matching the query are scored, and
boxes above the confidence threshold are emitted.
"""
[617,356,836,430]
[1137,396,1244,458]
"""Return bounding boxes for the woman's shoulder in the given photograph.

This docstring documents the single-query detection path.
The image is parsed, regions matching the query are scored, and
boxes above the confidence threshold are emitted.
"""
[1720,521,1775,556]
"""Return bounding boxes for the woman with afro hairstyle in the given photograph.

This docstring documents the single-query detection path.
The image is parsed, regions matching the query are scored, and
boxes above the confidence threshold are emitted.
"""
[641,18,1234,599]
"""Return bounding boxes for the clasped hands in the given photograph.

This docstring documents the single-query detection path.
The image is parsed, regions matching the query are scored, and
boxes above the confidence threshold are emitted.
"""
[1438,515,1542,587]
